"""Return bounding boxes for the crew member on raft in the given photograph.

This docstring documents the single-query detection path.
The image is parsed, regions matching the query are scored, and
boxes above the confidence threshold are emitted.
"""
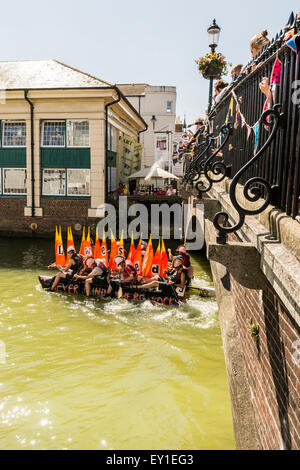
[138,255,187,290]
[50,247,83,291]
[107,255,137,299]
[73,259,108,296]
[168,245,193,284]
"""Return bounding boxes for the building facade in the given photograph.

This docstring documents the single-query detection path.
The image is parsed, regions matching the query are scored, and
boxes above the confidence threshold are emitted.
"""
[117,84,176,169]
[0,60,146,236]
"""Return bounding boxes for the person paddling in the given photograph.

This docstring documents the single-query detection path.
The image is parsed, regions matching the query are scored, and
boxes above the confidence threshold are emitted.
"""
[168,245,193,284]
[138,256,187,290]
[107,255,137,299]
[74,259,108,296]
[50,247,83,291]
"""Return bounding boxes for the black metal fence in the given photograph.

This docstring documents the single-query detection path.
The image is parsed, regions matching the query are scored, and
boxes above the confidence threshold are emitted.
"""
[194,11,300,221]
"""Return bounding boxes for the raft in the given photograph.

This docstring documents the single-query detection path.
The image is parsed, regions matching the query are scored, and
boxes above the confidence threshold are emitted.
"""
[38,275,215,306]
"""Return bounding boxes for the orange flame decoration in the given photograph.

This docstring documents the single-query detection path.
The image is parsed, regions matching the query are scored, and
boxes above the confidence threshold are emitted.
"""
[109,230,118,270]
[133,236,143,275]
[66,226,75,263]
[55,226,66,267]
[151,238,161,277]
[100,229,109,267]
[94,229,102,260]
[127,233,136,263]
[160,237,169,278]
[142,234,154,277]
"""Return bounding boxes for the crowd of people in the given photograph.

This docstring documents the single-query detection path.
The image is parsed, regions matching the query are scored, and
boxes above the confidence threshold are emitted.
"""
[117,183,178,197]
[211,22,299,108]
[48,242,192,299]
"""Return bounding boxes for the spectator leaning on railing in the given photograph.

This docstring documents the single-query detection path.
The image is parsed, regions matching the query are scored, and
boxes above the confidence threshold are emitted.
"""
[214,80,229,104]
[242,30,270,74]
[231,64,243,81]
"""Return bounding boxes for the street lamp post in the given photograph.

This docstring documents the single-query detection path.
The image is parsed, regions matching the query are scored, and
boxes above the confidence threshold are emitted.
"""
[207,19,221,113]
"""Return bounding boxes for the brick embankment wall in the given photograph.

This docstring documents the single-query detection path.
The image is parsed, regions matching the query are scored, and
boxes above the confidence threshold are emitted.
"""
[202,185,300,450]
[230,275,300,450]
[0,197,93,238]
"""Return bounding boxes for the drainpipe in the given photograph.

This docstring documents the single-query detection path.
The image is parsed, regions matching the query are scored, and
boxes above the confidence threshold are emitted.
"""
[24,90,35,217]
[138,122,148,143]
[105,86,121,200]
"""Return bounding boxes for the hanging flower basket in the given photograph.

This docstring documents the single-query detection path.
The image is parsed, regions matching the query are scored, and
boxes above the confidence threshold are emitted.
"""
[195,52,231,80]
[202,64,222,79]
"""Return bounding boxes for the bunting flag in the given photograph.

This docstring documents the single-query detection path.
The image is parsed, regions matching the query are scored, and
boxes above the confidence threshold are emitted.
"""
[94,229,102,260]
[127,233,136,263]
[226,97,234,123]
[284,29,294,41]
[55,226,66,267]
[109,230,118,270]
[133,236,143,275]
[151,238,161,277]
[142,235,154,277]
[160,238,169,278]
[234,103,241,129]
[79,226,86,256]
[286,35,298,53]
[100,229,109,267]
[246,124,252,140]
[118,230,125,257]
[271,58,282,85]
[66,226,75,263]
[253,122,260,155]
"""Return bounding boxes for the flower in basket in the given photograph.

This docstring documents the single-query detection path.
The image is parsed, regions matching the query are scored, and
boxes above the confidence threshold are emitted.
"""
[195,52,231,77]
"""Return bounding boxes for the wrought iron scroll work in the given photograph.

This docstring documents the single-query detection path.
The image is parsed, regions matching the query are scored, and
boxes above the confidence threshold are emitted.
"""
[184,136,213,183]
[213,105,284,244]
[196,123,233,198]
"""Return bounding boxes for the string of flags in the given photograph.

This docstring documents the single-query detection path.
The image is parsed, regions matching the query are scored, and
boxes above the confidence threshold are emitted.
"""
[224,52,286,155]
[54,226,170,279]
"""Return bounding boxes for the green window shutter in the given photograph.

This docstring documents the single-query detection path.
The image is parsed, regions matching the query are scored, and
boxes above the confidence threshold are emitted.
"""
[0,148,27,167]
[41,148,90,168]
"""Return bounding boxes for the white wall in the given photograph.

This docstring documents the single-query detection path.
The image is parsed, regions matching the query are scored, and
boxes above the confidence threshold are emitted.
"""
[125,86,176,168]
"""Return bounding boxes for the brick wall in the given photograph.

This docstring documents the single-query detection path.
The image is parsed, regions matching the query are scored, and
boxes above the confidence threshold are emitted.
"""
[41,198,90,217]
[0,197,26,216]
[0,197,94,237]
[230,275,300,449]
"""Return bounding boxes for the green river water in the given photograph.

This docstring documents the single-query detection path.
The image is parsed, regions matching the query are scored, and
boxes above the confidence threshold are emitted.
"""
[0,237,235,450]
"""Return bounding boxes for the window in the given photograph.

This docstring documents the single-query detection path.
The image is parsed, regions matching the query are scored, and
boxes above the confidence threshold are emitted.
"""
[42,169,66,196]
[42,121,65,147]
[2,122,26,147]
[3,168,27,194]
[67,169,90,196]
[166,101,172,113]
[67,120,90,147]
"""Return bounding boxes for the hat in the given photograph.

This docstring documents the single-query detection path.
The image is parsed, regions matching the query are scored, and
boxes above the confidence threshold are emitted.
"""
[176,246,187,254]
[85,257,96,268]
[67,246,75,253]
[114,255,125,266]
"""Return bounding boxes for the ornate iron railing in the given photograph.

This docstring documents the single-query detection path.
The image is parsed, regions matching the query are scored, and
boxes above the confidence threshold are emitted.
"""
[199,11,300,241]
[196,123,233,198]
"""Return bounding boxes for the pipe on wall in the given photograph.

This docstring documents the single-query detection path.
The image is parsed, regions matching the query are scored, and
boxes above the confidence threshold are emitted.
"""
[105,86,121,200]
[24,90,35,217]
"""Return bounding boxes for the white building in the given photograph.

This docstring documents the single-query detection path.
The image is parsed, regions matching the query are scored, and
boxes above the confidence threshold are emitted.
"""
[117,84,176,170]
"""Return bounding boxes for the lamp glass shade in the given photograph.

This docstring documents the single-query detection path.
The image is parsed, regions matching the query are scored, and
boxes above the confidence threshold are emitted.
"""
[207,20,220,48]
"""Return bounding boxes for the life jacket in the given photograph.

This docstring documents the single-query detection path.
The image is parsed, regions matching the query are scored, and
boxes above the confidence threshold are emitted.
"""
[169,267,184,284]
[70,253,83,275]
[93,261,108,279]
[181,253,191,268]
[122,261,137,280]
